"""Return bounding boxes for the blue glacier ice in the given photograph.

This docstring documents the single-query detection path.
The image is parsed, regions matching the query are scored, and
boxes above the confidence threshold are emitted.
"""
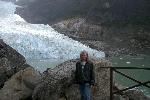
[0,1,105,71]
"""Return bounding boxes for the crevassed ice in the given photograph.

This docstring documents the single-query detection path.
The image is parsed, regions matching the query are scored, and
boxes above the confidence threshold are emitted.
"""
[0,1,105,61]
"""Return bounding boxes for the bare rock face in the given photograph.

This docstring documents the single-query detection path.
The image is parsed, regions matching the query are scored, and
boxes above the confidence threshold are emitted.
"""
[14,0,150,56]
[0,67,41,100]
[15,0,92,24]
[52,18,150,56]
[0,39,26,88]
[15,0,150,25]
[32,59,112,100]
[32,59,80,100]
[0,40,41,100]
[52,18,103,41]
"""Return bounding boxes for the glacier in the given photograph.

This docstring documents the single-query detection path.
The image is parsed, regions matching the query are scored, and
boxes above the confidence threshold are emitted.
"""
[0,1,105,71]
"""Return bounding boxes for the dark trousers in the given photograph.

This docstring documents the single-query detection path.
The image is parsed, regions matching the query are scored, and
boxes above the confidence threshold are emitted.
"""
[79,83,92,100]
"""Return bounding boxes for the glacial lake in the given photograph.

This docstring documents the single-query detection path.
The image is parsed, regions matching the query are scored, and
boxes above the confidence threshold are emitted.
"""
[110,54,150,96]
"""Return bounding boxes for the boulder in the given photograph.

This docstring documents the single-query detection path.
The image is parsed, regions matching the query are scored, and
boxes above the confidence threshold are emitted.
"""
[0,67,41,100]
[113,82,150,100]
[0,39,26,88]
[124,89,150,100]
[32,59,112,100]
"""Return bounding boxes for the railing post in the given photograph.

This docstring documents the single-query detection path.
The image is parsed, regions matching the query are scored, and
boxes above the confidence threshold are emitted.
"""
[110,68,113,100]
[99,66,150,100]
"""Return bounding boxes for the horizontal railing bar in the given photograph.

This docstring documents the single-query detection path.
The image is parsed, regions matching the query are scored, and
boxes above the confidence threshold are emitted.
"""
[100,67,150,70]
[114,69,150,88]
[99,66,150,100]
[114,81,150,94]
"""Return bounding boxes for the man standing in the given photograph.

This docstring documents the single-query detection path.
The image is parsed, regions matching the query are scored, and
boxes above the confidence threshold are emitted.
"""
[75,51,95,100]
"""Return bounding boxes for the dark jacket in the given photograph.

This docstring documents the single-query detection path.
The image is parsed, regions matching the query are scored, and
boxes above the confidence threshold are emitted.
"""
[75,60,95,85]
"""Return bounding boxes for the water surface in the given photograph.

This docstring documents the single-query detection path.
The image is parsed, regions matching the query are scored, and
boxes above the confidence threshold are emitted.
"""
[111,55,150,96]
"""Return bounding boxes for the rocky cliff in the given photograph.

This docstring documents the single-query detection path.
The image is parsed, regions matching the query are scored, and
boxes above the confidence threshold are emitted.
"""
[52,18,150,56]
[15,0,150,25]
[15,0,150,56]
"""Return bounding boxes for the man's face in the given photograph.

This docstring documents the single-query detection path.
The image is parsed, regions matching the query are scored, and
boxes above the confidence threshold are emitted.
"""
[80,53,88,61]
